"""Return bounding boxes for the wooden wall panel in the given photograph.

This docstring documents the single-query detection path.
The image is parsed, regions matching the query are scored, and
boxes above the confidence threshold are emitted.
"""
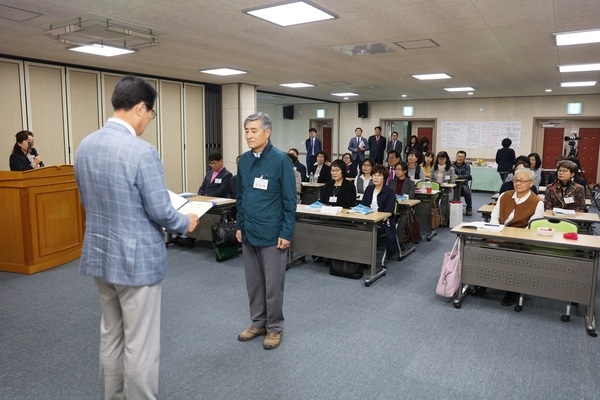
[184,83,205,192]
[0,59,25,170]
[66,69,101,163]
[25,63,67,167]
[160,81,184,192]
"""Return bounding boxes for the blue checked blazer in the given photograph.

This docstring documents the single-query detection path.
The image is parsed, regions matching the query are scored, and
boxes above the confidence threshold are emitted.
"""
[74,120,190,286]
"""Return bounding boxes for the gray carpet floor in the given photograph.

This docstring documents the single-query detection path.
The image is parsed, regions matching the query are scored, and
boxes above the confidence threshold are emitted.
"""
[1,192,599,400]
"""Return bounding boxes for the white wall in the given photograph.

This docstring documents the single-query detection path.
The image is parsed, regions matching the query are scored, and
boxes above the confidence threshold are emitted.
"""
[340,94,600,160]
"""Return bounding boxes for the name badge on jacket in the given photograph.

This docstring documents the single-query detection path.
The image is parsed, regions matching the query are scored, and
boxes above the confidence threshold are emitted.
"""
[215,178,222,184]
[564,196,574,204]
[253,177,268,190]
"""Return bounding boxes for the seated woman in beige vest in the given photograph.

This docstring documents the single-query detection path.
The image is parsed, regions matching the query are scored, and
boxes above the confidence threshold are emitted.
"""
[484,168,544,306]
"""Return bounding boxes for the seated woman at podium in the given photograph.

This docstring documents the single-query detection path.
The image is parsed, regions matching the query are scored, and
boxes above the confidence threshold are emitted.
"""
[487,167,544,306]
[10,130,43,171]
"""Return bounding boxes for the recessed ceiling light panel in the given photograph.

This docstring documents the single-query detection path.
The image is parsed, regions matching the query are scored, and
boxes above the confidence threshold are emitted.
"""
[279,83,315,88]
[68,44,134,57]
[444,87,475,92]
[331,92,359,97]
[244,1,336,27]
[200,68,248,76]
[558,63,600,73]
[555,29,600,46]
[412,73,452,80]
[560,81,596,87]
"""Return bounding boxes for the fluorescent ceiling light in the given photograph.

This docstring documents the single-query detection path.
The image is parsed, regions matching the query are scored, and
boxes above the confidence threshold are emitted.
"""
[68,44,134,57]
[560,81,596,87]
[444,87,475,92]
[244,1,336,27]
[559,63,600,72]
[200,68,247,76]
[412,73,452,80]
[555,29,600,46]
[331,92,359,97]
[279,82,315,88]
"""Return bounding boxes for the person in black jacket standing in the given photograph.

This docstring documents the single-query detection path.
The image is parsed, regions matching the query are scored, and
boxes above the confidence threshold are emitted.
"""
[495,138,516,182]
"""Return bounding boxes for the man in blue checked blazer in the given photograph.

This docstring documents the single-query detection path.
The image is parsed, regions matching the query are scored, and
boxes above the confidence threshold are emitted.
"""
[75,75,198,400]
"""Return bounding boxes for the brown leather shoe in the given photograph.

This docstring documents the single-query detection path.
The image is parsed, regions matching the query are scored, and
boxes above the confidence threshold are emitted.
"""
[238,326,266,341]
[465,208,473,216]
[263,331,282,349]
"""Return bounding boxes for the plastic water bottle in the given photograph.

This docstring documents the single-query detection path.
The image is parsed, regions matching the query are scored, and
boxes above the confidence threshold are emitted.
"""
[309,172,314,184]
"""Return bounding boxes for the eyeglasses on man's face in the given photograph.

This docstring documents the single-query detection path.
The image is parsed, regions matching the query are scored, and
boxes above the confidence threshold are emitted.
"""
[145,103,156,119]
[513,179,532,184]
[557,169,571,174]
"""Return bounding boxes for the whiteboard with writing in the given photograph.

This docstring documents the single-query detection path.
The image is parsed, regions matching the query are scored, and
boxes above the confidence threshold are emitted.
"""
[441,121,520,149]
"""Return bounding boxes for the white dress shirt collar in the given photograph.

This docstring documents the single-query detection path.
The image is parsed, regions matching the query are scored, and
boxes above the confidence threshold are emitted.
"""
[108,117,136,137]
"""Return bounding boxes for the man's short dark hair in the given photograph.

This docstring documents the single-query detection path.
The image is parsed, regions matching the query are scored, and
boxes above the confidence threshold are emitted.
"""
[111,75,157,111]
[288,148,299,157]
[388,150,401,159]
[208,152,223,162]
[375,126,382,130]
[501,138,512,148]
[457,150,466,157]
[309,128,317,133]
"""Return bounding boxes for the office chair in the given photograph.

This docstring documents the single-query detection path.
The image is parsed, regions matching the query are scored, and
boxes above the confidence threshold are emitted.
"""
[517,218,579,320]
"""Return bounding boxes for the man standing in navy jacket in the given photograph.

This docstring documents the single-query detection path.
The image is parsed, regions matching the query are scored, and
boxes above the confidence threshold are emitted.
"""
[367,126,387,164]
[198,152,233,198]
[236,112,296,350]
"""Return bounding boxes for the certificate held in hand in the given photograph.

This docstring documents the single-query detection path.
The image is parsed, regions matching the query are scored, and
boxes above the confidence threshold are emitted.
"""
[168,190,214,218]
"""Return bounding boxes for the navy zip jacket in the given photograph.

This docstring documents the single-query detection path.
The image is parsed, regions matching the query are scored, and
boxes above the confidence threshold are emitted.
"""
[236,141,296,246]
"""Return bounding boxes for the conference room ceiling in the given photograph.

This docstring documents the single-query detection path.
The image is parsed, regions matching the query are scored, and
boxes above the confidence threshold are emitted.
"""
[1,0,599,103]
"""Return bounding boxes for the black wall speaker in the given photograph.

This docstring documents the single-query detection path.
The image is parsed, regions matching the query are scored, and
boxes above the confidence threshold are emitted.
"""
[358,102,368,118]
[283,105,294,120]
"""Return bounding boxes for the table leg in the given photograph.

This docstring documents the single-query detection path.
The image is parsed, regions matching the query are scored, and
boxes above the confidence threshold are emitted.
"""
[365,222,386,287]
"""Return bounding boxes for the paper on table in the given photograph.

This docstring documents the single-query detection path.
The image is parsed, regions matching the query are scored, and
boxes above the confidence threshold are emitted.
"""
[320,205,342,214]
[552,207,576,216]
[459,221,505,232]
[168,190,214,218]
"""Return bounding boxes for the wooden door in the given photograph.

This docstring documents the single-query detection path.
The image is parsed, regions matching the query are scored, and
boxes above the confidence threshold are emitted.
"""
[577,128,600,184]
[542,128,564,169]
[322,127,332,160]
[417,127,433,152]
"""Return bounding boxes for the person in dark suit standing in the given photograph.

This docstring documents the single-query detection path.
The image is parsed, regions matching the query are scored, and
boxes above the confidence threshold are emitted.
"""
[367,126,387,164]
[74,75,199,399]
[386,131,402,160]
[305,128,322,169]
[198,151,233,198]
[348,127,369,165]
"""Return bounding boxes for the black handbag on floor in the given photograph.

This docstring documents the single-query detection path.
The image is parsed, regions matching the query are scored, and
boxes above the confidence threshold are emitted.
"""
[329,259,364,279]
[212,211,237,247]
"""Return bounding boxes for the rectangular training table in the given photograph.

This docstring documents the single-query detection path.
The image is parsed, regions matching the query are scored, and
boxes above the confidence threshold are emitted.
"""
[289,205,391,286]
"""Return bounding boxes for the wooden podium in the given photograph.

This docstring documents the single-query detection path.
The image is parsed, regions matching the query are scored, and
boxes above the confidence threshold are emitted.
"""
[0,165,84,274]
